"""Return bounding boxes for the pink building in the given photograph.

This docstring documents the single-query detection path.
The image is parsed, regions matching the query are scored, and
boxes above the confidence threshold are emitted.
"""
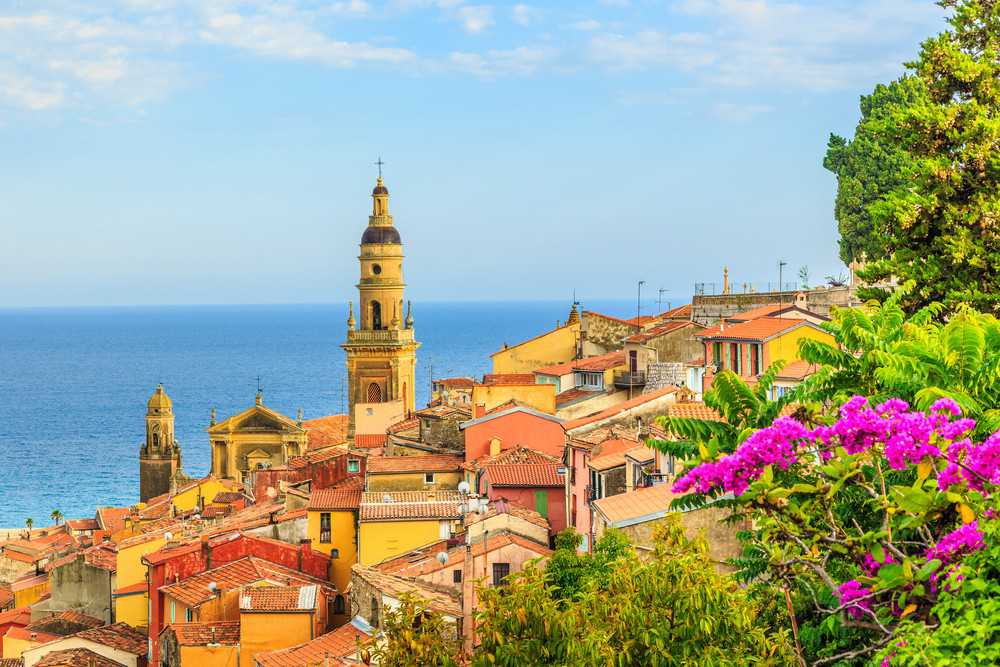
[476,447,567,539]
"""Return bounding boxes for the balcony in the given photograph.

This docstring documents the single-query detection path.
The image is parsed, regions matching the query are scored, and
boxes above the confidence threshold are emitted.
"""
[613,371,647,389]
[344,328,416,346]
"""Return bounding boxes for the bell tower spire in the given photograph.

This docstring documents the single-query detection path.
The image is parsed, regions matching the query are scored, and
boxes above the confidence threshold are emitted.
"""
[343,164,420,439]
[139,383,183,503]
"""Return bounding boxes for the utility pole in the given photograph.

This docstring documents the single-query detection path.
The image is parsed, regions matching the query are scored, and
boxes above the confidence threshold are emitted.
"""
[637,280,645,325]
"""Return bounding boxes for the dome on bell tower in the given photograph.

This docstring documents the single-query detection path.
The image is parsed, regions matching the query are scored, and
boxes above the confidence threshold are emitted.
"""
[147,383,173,412]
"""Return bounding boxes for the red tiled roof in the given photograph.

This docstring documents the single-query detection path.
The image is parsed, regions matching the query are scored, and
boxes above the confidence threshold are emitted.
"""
[288,445,349,468]
[301,415,349,449]
[354,434,388,448]
[481,373,537,386]
[0,586,12,609]
[114,581,147,595]
[467,501,550,529]
[351,565,461,616]
[572,351,626,372]
[212,492,245,504]
[0,658,20,667]
[160,557,335,607]
[65,519,99,532]
[47,543,116,573]
[5,625,59,644]
[582,311,645,327]
[240,585,318,612]
[367,454,464,474]
[73,622,147,655]
[590,444,654,472]
[35,648,122,667]
[662,402,724,422]
[484,447,564,487]
[387,416,420,435]
[360,492,462,521]
[256,622,369,666]
[308,477,363,511]
[415,404,472,420]
[434,377,475,388]
[555,387,600,406]
[0,606,31,627]
[624,320,696,343]
[658,303,692,320]
[563,386,678,431]
[165,621,241,646]
[697,317,813,342]
[533,360,576,376]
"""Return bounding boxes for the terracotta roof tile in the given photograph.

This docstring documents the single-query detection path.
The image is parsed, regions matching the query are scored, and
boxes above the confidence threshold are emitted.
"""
[533,360,576,376]
[165,621,241,646]
[662,402,723,422]
[481,373,537,386]
[4,626,60,644]
[415,404,472,420]
[255,622,369,666]
[351,565,460,617]
[73,622,147,655]
[696,317,813,342]
[354,434,388,448]
[589,444,654,472]
[212,492,246,504]
[387,416,420,435]
[563,387,678,432]
[555,387,601,406]
[592,483,676,525]
[308,477,364,511]
[571,351,626,372]
[624,320,697,343]
[658,304,692,319]
[65,520,99,532]
[360,491,462,521]
[301,415,349,449]
[0,586,12,609]
[434,377,475,389]
[0,658,21,667]
[484,464,563,487]
[160,557,335,608]
[467,502,550,530]
[47,544,116,573]
[288,445,349,468]
[582,311,644,327]
[35,648,123,667]
[0,606,31,627]
[240,585,319,612]
[367,454,464,474]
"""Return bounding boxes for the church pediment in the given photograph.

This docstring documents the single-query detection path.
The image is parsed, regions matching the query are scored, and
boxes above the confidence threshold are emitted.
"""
[208,404,304,435]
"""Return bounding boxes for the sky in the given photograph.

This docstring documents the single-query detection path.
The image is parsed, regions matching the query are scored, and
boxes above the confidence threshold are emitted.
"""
[0,0,948,308]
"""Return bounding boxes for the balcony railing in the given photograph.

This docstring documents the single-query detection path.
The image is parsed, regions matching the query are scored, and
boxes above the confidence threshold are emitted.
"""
[613,371,647,389]
[344,328,416,345]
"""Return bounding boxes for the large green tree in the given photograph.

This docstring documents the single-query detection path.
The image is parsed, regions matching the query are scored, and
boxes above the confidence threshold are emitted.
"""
[823,76,924,265]
[862,0,1000,312]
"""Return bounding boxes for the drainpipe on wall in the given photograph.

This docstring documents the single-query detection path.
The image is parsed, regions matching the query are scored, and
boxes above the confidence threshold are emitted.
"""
[461,535,475,656]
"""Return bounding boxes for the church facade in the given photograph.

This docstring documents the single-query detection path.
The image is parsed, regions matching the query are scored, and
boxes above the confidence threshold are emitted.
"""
[343,174,420,438]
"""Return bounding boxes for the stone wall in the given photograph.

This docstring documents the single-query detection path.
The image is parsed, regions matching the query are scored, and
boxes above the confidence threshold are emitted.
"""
[647,327,704,364]
[32,557,115,623]
[644,363,686,393]
[581,312,638,353]
[692,286,857,325]
[0,556,34,585]
[616,507,748,572]
[420,417,464,450]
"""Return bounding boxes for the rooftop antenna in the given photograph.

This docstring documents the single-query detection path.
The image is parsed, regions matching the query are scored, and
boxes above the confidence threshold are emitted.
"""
[636,280,645,325]
[658,288,668,312]
[778,260,788,313]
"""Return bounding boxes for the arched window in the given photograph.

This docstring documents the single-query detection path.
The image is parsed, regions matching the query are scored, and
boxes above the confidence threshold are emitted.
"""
[371,597,380,627]
[371,301,382,330]
[367,383,383,403]
[334,595,346,615]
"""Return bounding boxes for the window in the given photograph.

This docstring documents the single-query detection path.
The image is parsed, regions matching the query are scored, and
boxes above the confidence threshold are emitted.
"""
[534,490,549,518]
[334,595,346,614]
[185,608,193,622]
[712,342,723,368]
[371,301,382,330]
[372,263,382,275]
[453,569,462,584]
[170,600,175,624]
[367,383,383,403]
[371,597,380,627]
[424,473,435,484]
[319,512,331,543]
[331,548,340,559]
[492,562,511,587]
[347,458,360,474]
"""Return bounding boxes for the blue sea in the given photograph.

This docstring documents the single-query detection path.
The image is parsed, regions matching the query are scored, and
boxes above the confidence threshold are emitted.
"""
[0,300,636,527]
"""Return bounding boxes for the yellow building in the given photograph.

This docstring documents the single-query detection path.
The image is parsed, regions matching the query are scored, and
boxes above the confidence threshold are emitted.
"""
[238,585,326,667]
[342,173,420,439]
[114,530,168,628]
[207,394,309,483]
[358,491,462,565]
[307,483,362,596]
[11,574,49,609]
[490,306,581,375]
[159,621,241,667]
[131,477,242,527]
[470,382,557,414]
[140,383,183,503]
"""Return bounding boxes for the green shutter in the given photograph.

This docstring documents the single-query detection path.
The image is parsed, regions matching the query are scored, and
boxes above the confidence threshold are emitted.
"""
[534,490,549,518]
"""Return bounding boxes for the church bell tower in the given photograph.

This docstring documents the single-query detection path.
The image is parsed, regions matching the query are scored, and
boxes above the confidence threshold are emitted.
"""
[342,166,420,439]
[139,383,182,503]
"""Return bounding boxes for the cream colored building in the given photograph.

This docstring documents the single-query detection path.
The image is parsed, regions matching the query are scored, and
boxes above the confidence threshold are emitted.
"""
[207,393,308,483]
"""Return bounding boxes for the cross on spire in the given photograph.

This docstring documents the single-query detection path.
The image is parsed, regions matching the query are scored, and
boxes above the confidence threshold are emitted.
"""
[375,156,385,178]
[256,375,262,392]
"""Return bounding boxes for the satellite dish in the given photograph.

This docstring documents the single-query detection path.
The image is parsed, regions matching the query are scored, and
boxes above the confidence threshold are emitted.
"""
[436,552,449,565]
[164,532,173,541]
[207,581,218,593]
[457,481,471,494]
[266,487,278,499]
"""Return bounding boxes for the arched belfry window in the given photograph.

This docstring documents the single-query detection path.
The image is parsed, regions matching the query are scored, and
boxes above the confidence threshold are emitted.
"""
[368,383,383,403]
[371,301,382,330]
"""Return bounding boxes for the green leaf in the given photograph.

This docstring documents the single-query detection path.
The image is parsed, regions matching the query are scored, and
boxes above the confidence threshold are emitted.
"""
[917,558,942,582]
[873,543,886,563]
[891,486,934,514]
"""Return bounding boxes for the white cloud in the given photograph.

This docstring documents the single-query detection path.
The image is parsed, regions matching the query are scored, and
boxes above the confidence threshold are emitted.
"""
[454,5,494,33]
[570,19,601,31]
[512,4,540,27]
[449,46,551,77]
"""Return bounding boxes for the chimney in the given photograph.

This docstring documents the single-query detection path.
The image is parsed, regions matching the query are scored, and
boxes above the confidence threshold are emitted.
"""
[201,534,212,570]
[474,404,485,419]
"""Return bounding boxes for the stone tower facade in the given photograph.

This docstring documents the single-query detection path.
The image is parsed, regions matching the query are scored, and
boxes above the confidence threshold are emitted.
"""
[139,383,182,502]
[342,175,420,438]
